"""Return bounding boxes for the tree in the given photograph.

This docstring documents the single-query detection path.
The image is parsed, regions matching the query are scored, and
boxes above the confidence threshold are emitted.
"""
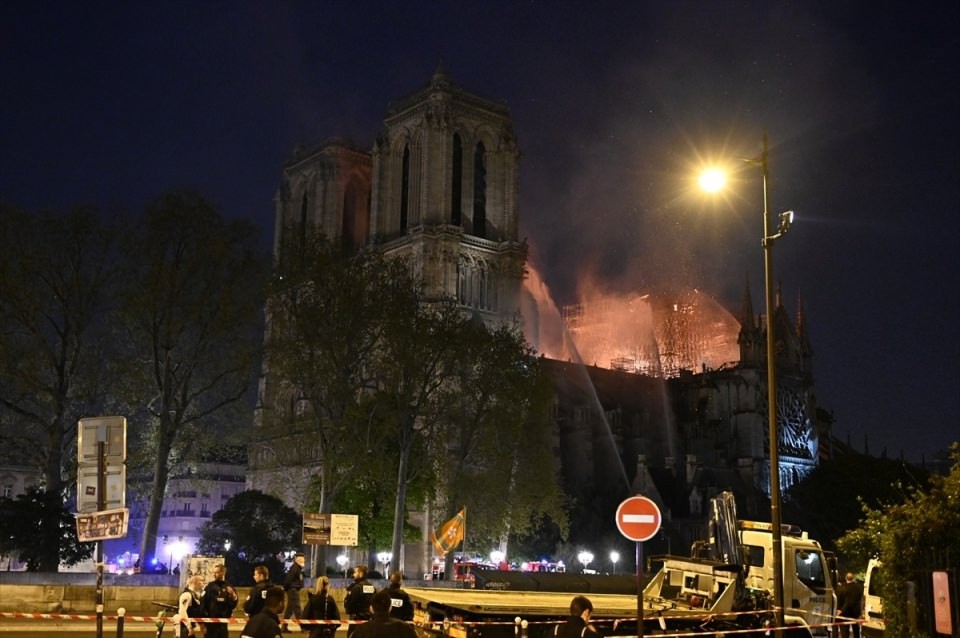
[114,191,269,566]
[265,233,568,574]
[0,486,94,571]
[0,204,122,570]
[836,443,960,635]
[432,325,569,574]
[263,234,419,570]
[196,489,301,585]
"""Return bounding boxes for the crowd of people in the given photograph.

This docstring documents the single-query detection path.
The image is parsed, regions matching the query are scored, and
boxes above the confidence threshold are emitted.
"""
[175,559,870,638]
[175,557,414,638]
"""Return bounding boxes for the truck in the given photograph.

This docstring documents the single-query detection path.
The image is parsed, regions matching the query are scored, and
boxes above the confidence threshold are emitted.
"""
[643,491,837,636]
[406,492,836,638]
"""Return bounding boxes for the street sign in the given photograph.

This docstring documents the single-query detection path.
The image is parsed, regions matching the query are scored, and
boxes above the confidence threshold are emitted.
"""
[303,512,331,545]
[331,514,359,546]
[76,507,129,542]
[76,416,127,514]
[302,512,359,546]
[616,495,662,542]
[78,416,127,463]
[77,465,126,513]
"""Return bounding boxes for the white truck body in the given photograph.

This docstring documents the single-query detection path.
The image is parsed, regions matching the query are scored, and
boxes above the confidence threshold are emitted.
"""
[643,494,837,636]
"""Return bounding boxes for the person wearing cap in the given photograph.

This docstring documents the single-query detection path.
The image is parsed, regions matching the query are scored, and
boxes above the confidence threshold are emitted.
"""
[282,552,307,631]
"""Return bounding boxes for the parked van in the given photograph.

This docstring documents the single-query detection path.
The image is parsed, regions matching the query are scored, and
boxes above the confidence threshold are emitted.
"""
[863,558,884,633]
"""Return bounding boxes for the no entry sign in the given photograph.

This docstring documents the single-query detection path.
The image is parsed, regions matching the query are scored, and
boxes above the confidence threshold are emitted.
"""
[616,495,662,542]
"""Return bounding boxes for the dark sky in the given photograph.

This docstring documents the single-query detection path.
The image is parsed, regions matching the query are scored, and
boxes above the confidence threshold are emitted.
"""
[3,2,958,462]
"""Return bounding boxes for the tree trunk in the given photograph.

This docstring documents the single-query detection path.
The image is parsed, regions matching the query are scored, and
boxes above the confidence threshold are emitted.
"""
[311,493,334,579]
[390,432,411,574]
[39,422,65,572]
[138,418,174,567]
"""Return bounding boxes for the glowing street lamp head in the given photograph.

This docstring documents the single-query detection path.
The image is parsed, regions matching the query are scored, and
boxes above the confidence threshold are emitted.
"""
[698,168,727,193]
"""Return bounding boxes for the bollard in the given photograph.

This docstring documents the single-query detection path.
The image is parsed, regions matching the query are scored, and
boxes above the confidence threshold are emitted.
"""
[116,607,126,638]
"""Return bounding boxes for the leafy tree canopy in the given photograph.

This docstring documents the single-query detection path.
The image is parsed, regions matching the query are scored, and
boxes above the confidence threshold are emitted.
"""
[196,489,301,586]
[836,443,959,635]
[0,487,94,571]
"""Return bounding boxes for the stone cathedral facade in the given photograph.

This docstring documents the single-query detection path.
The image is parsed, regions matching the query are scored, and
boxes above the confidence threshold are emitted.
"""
[248,69,529,574]
[247,70,828,569]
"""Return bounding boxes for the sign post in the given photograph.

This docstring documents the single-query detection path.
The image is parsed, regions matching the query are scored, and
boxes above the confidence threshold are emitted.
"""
[616,495,662,638]
[302,512,359,579]
[77,417,127,638]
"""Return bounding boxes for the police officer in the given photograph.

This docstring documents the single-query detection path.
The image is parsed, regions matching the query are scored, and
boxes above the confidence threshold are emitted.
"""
[386,572,413,621]
[343,565,376,638]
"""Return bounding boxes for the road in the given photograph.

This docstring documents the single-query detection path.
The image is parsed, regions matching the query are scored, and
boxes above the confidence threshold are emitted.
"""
[0,617,164,636]
[0,618,345,636]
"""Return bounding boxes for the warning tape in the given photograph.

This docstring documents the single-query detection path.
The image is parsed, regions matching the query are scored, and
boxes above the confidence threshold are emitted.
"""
[0,612,359,624]
[0,610,865,636]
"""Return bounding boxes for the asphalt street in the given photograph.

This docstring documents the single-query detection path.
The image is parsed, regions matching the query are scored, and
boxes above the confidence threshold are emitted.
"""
[0,619,342,636]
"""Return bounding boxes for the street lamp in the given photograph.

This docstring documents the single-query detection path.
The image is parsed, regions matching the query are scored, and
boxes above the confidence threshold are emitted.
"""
[336,554,349,579]
[609,550,620,575]
[577,550,594,573]
[377,551,392,576]
[698,135,791,631]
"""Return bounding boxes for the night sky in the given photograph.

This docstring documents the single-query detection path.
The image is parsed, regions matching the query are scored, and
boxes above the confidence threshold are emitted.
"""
[3,2,957,462]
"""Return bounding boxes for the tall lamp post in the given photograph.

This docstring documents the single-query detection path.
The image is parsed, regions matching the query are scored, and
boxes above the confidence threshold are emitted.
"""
[700,135,793,632]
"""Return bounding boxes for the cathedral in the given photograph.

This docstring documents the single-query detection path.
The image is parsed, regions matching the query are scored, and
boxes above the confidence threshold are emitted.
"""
[248,68,830,572]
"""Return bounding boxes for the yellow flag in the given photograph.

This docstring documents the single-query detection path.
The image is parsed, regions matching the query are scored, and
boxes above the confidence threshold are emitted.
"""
[429,508,465,556]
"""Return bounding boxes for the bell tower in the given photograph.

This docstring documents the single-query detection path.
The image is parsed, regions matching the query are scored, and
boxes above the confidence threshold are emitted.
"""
[370,66,527,325]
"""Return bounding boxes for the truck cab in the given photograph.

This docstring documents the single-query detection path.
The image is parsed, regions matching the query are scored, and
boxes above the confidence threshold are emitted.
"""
[739,521,837,634]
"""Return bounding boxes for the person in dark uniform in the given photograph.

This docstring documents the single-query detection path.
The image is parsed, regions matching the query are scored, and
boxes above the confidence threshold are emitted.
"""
[386,572,413,622]
[343,565,376,638]
[201,564,239,638]
[240,585,285,638]
[352,590,417,638]
[555,596,602,638]
[283,553,306,630]
[177,575,205,638]
[244,565,272,618]
[837,572,864,638]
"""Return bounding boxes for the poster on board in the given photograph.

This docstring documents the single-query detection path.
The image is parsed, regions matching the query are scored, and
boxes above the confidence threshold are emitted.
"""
[182,555,224,590]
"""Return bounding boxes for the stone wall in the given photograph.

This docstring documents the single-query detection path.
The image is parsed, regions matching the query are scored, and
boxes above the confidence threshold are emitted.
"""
[0,575,406,615]
[0,583,182,614]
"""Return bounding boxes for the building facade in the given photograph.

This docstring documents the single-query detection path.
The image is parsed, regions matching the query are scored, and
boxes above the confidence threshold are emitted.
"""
[250,68,528,575]
[248,70,828,571]
[109,450,247,573]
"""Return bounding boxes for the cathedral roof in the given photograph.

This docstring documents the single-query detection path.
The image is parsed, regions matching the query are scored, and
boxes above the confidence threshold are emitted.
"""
[385,69,511,121]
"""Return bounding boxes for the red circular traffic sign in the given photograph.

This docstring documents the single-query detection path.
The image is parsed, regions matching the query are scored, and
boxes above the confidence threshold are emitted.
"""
[616,495,662,542]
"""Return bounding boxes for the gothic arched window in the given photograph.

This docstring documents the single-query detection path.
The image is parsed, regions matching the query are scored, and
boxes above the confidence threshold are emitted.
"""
[473,142,486,238]
[451,134,463,226]
[299,192,308,266]
[400,145,410,232]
